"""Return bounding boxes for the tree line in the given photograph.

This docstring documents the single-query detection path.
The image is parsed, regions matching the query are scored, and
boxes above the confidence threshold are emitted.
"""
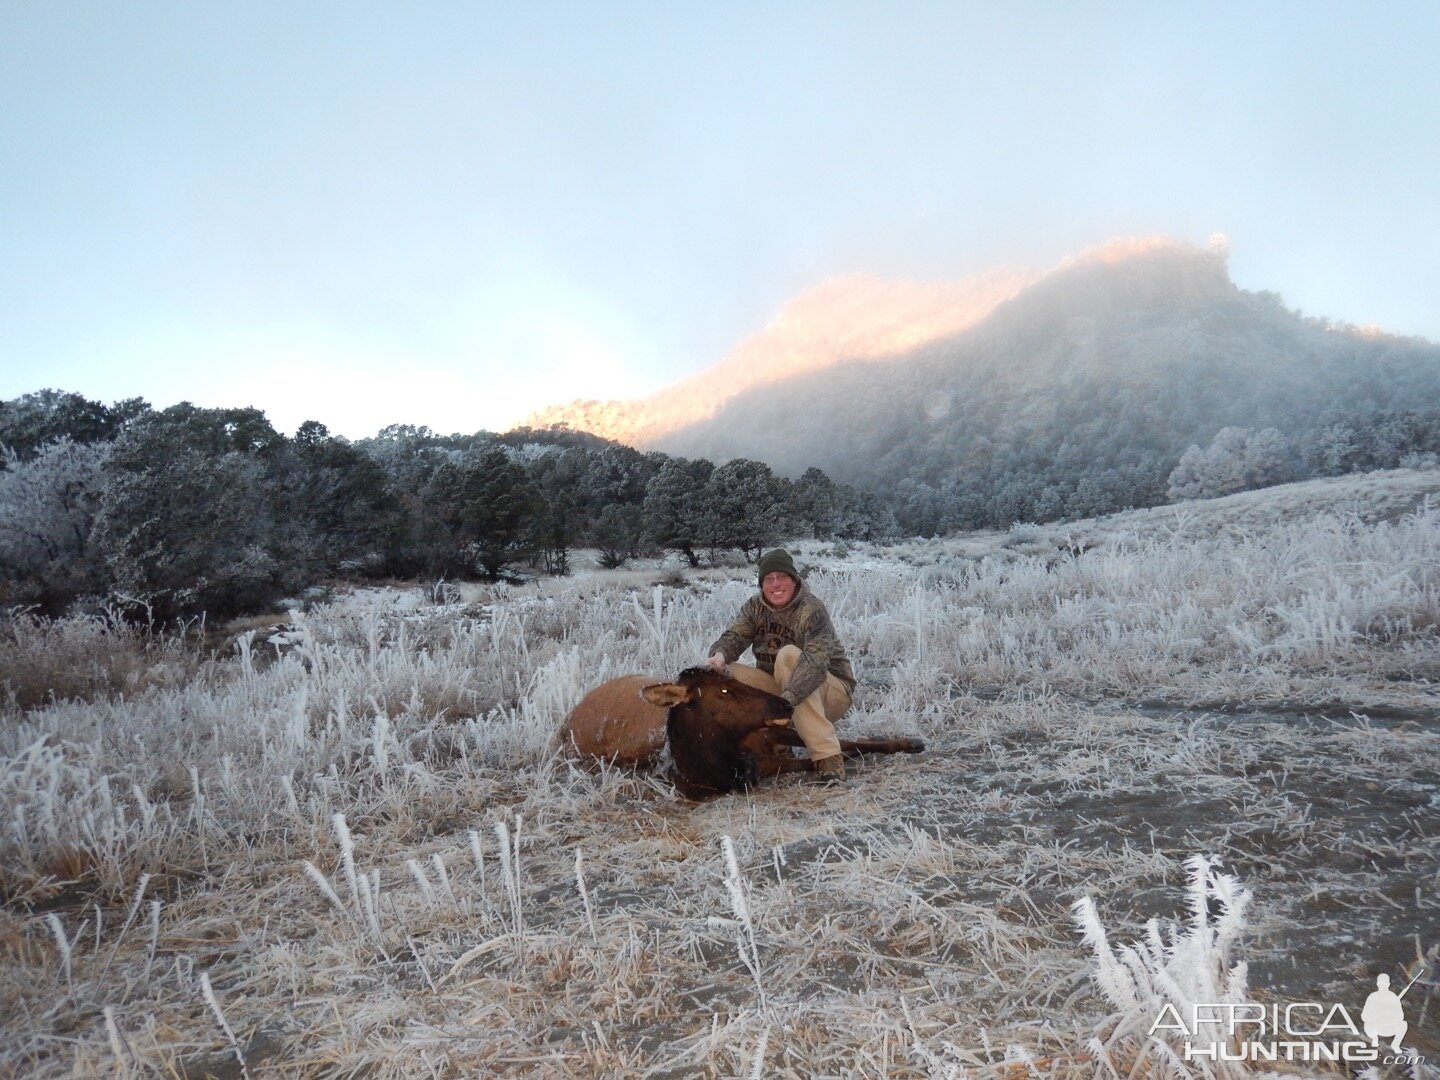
[889,404,1440,536]
[0,391,894,621]
[6,358,1437,622]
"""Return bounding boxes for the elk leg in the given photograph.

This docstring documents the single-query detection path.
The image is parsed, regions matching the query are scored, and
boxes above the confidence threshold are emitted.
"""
[838,736,926,755]
[737,729,926,782]
[758,733,925,775]
[767,724,924,757]
[739,728,813,778]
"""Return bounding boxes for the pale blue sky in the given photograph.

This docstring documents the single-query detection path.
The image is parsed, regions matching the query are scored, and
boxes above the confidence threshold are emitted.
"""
[3,2,1437,438]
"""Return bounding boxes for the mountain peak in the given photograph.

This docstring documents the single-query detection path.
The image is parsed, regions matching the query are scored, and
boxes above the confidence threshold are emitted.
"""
[1064,233,1225,266]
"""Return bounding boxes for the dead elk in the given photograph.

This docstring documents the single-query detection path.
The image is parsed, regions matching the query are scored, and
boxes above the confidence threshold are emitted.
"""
[551,674,669,767]
[641,667,925,800]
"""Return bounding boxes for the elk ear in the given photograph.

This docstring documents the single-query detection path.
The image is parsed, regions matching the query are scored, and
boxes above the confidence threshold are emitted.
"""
[641,683,693,708]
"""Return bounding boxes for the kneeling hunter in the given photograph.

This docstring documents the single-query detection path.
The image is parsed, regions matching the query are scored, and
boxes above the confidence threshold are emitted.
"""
[704,549,856,784]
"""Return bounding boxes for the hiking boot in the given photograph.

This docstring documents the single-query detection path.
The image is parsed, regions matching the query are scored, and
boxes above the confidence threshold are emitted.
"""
[811,754,846,785]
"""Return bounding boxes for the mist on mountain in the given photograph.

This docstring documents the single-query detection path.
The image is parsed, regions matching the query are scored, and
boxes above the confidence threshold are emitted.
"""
[529,236,1440,532]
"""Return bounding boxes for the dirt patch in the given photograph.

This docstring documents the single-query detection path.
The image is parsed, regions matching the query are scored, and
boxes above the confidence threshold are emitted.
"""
[900,702,1439,1022]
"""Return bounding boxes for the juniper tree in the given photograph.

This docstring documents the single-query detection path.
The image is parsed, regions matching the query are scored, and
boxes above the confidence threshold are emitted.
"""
[0,440,112,612]
[698,458,786,559]
[426,446,537,580]
[93,408,285,620]
[642,457,713,566]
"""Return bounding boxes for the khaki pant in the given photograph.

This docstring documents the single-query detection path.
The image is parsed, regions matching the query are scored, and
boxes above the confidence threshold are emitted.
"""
[727,644,851,759]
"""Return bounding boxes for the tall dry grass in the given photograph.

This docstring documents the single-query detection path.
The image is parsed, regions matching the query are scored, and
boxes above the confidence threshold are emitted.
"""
[0,611,202,712]
[0,470,1436,1075]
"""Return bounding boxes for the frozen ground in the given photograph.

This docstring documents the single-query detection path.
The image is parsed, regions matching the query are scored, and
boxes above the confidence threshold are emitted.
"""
[1,469,1437,1077]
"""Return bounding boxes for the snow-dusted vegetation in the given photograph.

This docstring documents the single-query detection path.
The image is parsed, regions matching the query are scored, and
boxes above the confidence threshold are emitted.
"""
[2,471,1437,1076]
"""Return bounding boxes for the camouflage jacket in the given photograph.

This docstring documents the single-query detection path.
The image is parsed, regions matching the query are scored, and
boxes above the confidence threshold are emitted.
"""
[708,585,857,705]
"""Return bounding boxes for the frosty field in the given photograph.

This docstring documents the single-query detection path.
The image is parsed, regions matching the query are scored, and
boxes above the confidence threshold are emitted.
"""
[2,470,1438,1078]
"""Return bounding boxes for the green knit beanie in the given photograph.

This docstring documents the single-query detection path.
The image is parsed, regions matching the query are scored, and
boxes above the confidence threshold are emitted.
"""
[757,549,801,589]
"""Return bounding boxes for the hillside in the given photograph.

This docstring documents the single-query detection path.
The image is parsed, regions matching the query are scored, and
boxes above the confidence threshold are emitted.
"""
[525,236,1440,532]
[523,266,1039,445]
[525,236,1235,443]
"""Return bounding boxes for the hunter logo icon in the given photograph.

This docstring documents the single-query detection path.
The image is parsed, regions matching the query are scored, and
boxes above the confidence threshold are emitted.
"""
[1152,959,1429,1066]
[1362,969,1420,1053]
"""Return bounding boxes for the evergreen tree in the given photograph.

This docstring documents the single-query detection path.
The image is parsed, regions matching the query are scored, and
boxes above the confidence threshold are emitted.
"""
[698,459,786,558]
[275,422,402,578]
[0,440,111,612]
[93,406,286,620]
[792,467,838,538]
[594,504,642,568]
[0,390,147,463]
[641,457,714,566]
[426,447,537,580]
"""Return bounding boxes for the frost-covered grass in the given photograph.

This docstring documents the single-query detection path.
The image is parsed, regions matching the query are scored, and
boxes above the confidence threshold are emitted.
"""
[861,511,1438,709]
[0,610,204,712]
[1,469,1438,1076]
